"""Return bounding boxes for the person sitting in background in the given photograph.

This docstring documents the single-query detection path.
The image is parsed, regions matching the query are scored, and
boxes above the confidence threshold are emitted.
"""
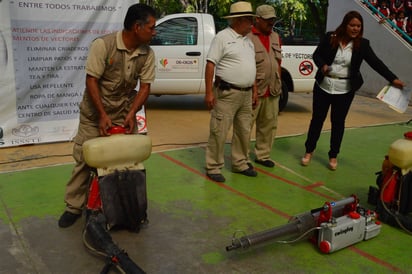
[378,1,391,19]
[405,15,412,37]
[390,0,404,14]
[378,2,398,29]
[367,0,380,15]
[370,0,379,8]
[387,12,398,28]
[395,11,407,32]
[405,0,412,18]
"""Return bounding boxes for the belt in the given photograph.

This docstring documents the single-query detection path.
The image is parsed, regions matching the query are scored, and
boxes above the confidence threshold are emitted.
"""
[219,80,252,91]
[230,85,252,91]
[326,75,350,80]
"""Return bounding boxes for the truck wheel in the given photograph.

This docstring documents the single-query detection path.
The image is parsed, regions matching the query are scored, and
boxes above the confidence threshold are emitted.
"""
[279,80,289,112]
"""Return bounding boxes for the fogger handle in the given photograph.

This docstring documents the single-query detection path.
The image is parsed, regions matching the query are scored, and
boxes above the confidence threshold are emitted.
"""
[310,196,356,215]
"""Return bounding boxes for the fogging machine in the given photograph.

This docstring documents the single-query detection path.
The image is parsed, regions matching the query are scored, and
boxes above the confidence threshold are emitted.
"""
[226,195,381,253]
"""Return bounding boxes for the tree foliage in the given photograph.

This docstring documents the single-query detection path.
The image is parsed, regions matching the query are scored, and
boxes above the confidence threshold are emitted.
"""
[146,0,329,38]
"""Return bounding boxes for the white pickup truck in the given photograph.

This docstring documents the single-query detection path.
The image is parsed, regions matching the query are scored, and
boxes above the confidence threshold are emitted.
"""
[150,13,317,110]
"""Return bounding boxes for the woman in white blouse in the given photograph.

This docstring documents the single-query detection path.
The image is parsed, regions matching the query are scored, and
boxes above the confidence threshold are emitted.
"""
[301,10,405,170]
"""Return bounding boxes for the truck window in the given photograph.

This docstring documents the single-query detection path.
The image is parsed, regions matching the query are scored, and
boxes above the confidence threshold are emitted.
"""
[151,17,198,46]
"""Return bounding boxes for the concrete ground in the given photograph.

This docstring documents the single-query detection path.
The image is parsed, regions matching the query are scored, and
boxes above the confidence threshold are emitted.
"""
[1,93,412,274]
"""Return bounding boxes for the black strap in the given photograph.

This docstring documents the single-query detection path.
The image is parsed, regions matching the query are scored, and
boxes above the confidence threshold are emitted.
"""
[219,80,252,91]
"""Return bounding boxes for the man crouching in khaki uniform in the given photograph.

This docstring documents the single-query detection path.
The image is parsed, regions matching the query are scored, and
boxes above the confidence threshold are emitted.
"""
[58,4,156,228]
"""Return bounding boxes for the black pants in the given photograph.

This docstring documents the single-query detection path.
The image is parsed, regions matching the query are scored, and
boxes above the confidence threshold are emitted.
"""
[304,83,355,159]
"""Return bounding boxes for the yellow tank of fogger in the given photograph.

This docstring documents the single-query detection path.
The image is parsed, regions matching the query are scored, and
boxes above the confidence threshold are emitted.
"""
[388,132,412,172]
[83,134,152,175]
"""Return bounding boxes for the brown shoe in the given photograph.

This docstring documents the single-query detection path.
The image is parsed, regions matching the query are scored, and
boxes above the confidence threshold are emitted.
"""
[328,158,338,171]
[301,153,313,166]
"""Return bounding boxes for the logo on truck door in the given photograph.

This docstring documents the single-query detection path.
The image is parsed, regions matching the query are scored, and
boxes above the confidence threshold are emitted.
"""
[159,58,168,68]
[157,58,199,72]
[299,60,314,76]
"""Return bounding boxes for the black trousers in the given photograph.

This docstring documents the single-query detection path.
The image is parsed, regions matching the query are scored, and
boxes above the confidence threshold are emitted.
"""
[304,83,355,158]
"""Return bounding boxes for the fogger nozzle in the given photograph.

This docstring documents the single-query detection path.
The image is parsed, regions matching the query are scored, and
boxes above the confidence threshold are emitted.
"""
[226,213,316,251]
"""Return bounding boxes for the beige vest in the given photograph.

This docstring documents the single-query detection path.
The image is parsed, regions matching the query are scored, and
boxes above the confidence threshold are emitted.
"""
[79,32,149,127]
[248,31,282,97]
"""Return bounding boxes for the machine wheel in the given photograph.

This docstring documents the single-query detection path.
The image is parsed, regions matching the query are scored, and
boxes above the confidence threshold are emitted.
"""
[279,80,289,112]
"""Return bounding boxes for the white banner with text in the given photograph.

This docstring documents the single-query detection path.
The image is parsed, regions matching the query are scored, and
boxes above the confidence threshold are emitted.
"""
[0,0,137,147]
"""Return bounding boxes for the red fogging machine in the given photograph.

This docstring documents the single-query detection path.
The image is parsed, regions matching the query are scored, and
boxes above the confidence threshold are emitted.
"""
[82,126,152,274]
[226,195,381,254]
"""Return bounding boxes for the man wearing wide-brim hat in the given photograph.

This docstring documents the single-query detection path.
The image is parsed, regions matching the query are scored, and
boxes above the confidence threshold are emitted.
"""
[223,1,256,19]
[247,4,282,169]
[204,1,258,183]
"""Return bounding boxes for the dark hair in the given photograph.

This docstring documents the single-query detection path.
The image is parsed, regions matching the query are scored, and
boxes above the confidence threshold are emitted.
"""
[124,4,156,30]
[331,10,363,50]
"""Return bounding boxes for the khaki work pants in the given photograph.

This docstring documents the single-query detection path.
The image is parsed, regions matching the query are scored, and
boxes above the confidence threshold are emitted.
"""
[251,95,279,161]
[63,122,99,214]
[205,88,253,174]
[64,142,94,214]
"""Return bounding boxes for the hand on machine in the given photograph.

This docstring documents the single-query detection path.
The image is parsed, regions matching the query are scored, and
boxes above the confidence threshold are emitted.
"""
[226,195,381,254]
[106,125,128,134]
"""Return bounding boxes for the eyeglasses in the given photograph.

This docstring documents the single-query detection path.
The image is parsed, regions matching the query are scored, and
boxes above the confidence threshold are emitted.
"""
[239,16,254,22]
[260,17,276,24]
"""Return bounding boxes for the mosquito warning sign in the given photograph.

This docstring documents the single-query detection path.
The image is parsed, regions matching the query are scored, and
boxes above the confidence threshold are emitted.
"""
[299,60,314,76]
